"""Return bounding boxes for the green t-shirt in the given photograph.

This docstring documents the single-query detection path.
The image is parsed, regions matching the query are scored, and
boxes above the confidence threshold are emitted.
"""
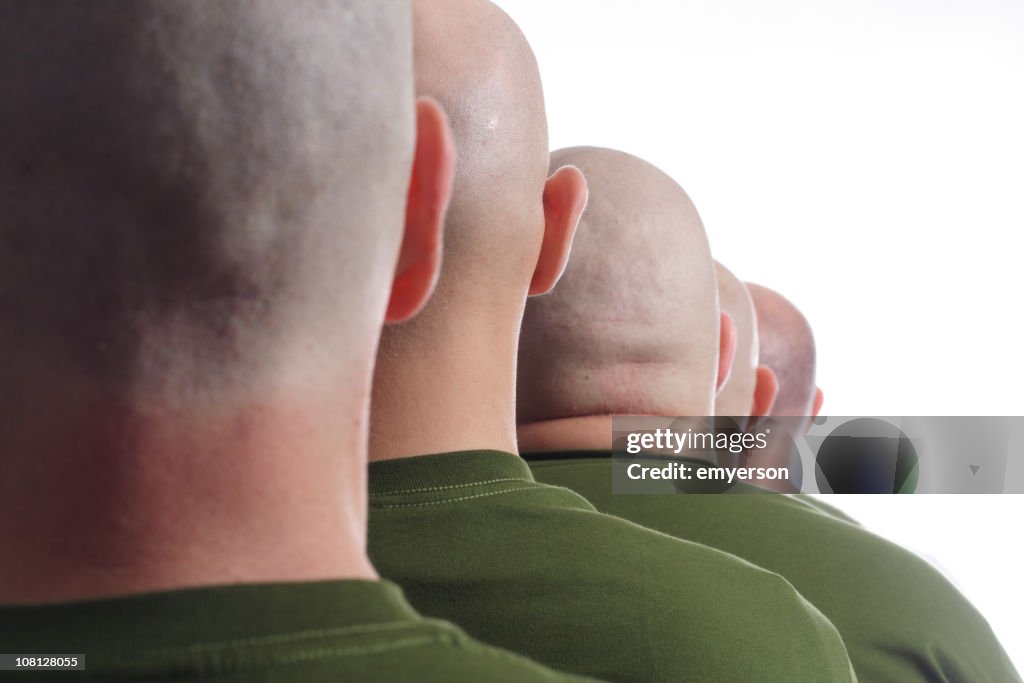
[526,451,1022,683]
[367,450,857,683]
[0,579,599,682]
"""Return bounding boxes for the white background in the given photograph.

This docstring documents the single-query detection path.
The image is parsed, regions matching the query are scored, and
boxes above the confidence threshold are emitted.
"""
[497,0,1023,669]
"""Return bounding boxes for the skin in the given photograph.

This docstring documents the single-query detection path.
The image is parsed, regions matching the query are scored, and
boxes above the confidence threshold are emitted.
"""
[746,283,823,421]
[0,0,455,604]
[369,0,588,462]
[714,263,778,419]
[518,147,732,452]
[741,284,824,491]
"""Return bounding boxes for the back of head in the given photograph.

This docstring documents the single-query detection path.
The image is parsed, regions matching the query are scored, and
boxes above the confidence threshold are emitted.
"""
[371,0,586,461]
[747,283,817,415]
[0,0,415,403]
[714,263,759,417]
[408,0,550,311]
[519,147,719,421]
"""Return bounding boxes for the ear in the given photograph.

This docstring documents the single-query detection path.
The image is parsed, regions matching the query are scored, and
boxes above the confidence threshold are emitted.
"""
[528,165,588,296]
[386,98,455,323]
[716,312,737,392]
[811,387,824,419]
[750,365,779,416]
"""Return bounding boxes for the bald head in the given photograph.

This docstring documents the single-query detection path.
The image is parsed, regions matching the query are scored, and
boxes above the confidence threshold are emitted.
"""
[747,284,817,416]
[370,0,584,461]
[0,1,415,398]
[714,263,759,417]
[519,147,719,422]
[411,0,550,299]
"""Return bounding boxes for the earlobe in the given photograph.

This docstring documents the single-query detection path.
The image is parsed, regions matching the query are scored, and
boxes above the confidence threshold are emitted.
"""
[811,387,824,419]
[528,165,588,296]
[386,98,456,323]
[716,312,737,392]
[751,365,779,416]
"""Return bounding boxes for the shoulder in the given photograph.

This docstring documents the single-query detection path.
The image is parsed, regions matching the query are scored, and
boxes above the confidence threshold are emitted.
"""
[515,505,854,679]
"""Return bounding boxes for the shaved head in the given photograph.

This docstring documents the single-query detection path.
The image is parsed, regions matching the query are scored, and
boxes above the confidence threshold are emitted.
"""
[519,147,719,421]
[715,263,759,417]
[0,0,448,604]
[370,0,575,459]
[0,0,415,400]
[747,284,817,415]
[411,0,549,297]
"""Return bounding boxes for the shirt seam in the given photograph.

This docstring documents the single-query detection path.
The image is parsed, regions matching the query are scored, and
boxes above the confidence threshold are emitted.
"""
[370,485,547,509]
[370,477,524,496]
[262,634,447,663]
[112,634,460,681]
[124,620,439,660]
[528,461,603,472]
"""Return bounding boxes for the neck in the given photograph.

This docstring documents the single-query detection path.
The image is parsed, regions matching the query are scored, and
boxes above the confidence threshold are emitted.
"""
[369,305,522,461]
[517,415,615,453]
[0,365,377,604]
